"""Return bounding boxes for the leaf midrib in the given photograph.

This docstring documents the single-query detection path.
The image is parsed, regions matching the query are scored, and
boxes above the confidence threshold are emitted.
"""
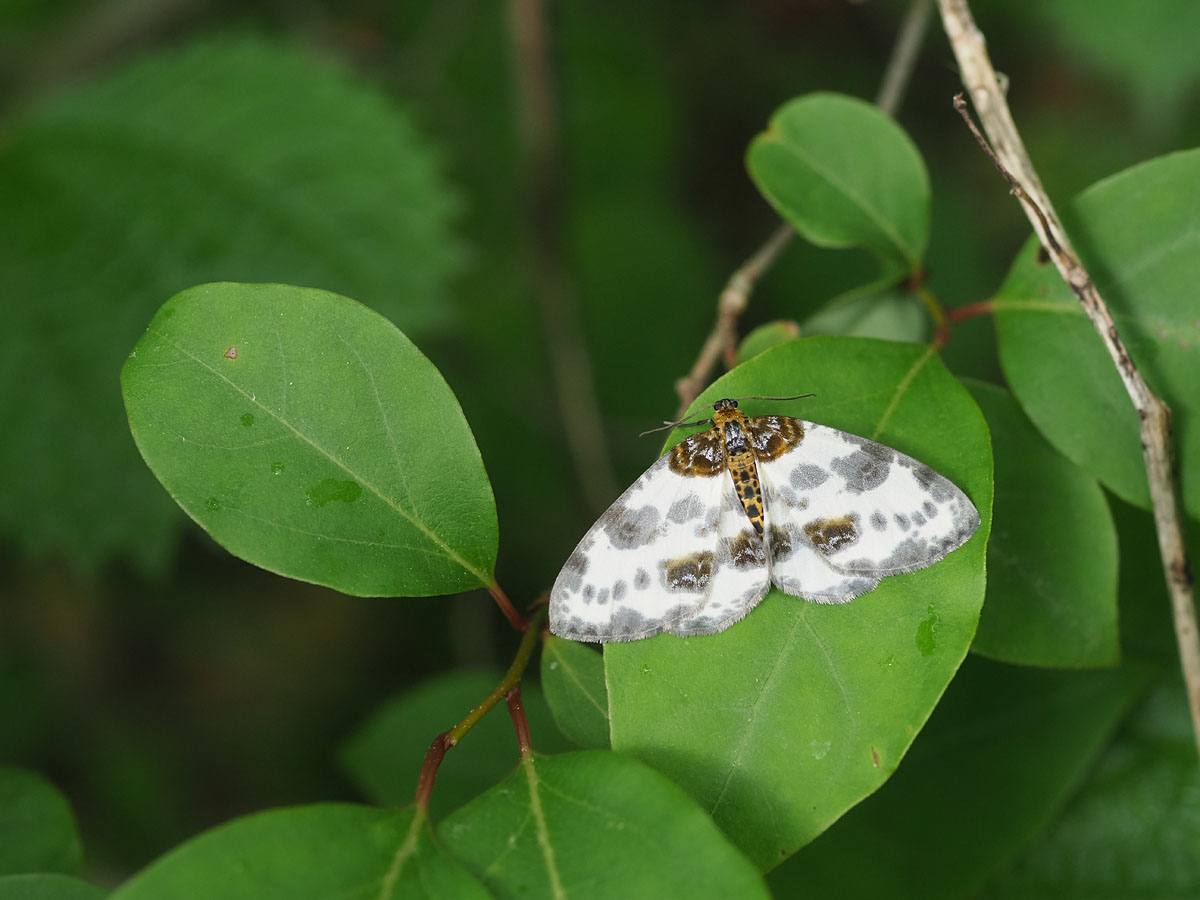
[770,131,919,269]
[142,325,491,587]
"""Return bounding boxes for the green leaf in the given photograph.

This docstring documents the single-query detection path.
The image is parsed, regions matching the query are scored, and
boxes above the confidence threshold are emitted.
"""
[802,284,929,343]
[769,656,1149,899]
[966,380,1119,667]
[541,636,610,749]
[747,92,931,276]
[983,678,1200,898]
[438,751,770,899]
[110,804,489,899]
[0,36,462,573]
[340,669,573,819]
[122,283,497,597]
[606,336,992,870]
[994,149,1200,519]
[735,321,802,366]
[0,768,82,876]
[1113,496,1185,665]
[0,874,107,900]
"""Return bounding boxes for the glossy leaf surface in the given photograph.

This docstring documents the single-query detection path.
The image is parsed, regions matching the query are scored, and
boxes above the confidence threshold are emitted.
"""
[770,656,1148,898]
[112,804,489,899]
[967,380,1118,666]
[123,283,496,597]
[984,680,1200,898]
[439,751,769,899]
[0,875,106,900]
[747,92,930,276]
[0,768,81,877]
[994,150,1200,518]
[541,636,610,749]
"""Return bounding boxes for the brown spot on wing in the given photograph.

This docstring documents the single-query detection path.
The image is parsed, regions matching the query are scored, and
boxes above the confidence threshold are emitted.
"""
[746,415,805,461]
[804,515,860,556]
[663,551,715,592]
[728,530,765,568]
[668,430,725,477]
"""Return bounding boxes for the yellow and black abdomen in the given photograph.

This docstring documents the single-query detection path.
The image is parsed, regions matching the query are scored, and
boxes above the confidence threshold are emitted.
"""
[720,417,765,535]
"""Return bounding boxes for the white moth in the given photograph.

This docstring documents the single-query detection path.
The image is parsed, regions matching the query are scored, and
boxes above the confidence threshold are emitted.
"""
[549,398,980,642]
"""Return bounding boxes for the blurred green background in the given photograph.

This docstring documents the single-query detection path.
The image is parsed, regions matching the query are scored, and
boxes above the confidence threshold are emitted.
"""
[2,0,1198,880]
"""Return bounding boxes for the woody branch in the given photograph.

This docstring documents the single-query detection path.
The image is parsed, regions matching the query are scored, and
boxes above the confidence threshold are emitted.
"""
[936,0,1200,758]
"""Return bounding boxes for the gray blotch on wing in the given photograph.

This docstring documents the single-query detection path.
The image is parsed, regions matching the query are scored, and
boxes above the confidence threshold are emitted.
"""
[601,502,661,549]
[831,449,893,494]
[552,602,698,643]
[790,464,829,490]
[837,497,981,576]
[667,493,706,524]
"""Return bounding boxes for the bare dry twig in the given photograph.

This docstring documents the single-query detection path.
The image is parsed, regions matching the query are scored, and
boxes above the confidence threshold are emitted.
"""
[674,0,935,417]
[937,0,1200,758]
[673,223,794,418]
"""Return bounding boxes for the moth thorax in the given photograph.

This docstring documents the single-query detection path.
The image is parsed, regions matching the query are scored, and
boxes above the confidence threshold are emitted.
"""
[723,420,750,455]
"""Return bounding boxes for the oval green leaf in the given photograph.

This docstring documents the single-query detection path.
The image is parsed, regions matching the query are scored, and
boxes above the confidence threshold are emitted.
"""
[747,92,931,276]
[735,321,802,366]
[994,149,1200,518]
[0,37,462,574]
[541,636,610,749]
[802,284,929,343]
[438,751,770,899]
[110,804,489,899]
[122,283,497,597]
[0,768,81,877]
[340,669,573,819]
[966,380,1119,667]
[605,336,992,870]
[770,656,1148,899]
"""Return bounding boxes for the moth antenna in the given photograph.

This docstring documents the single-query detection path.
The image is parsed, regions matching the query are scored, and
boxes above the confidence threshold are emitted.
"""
[734,393,817,403]
[639,415,713,437]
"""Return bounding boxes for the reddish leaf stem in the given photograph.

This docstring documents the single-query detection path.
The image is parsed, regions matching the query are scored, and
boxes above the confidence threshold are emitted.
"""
[943,299,994,323]
[488,580,529,631]
[506,684,534,757]
[412,606,548,807]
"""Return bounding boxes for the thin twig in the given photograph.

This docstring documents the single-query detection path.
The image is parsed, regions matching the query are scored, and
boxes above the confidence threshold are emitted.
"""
[876,0,935,117]
[414,606,548,807]
[674,0,935,417]
[505,0,618,512]
[674,223,794,418]
[937,0,1200,759]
